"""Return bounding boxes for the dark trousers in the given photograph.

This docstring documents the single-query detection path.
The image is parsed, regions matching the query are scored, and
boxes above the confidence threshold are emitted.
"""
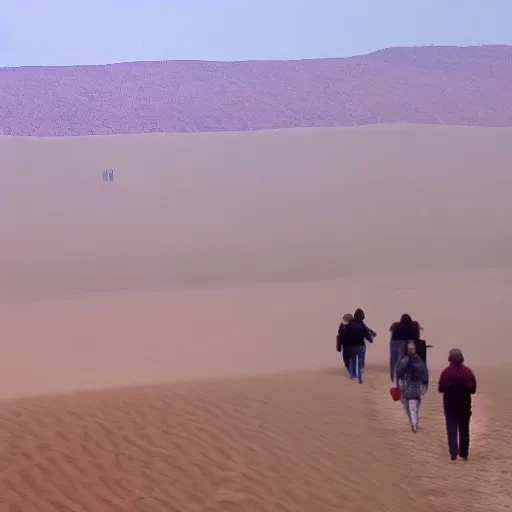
[342,348,350,371]
[445,409,471,459]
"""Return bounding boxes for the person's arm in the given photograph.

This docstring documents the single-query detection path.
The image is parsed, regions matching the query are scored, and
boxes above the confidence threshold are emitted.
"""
[362,322,374,342]
[422,363,429,388]
[467,368,477,395]
[336,324,344,352]
[438,369,451,393]
[396,358,408,380]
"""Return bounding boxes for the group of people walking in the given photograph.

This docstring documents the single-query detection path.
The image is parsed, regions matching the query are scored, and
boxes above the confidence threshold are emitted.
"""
[101,169,115,182]
[336,310,477,461]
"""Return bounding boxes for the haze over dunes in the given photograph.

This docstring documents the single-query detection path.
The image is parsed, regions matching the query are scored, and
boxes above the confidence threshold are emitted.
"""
[2,123,512,388]
[1,45,512,136]
[2,94,512,508]
[2,124,511,293]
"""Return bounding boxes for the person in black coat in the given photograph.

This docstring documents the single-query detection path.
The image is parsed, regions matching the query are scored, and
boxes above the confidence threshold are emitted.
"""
[336,313,353,373]
[438,349,477,461]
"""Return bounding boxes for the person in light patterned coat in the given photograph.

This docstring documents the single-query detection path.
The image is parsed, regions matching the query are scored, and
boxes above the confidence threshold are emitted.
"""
[396,341,429,432]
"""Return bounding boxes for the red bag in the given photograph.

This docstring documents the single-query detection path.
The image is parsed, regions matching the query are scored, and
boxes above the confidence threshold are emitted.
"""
[389,386,401,401]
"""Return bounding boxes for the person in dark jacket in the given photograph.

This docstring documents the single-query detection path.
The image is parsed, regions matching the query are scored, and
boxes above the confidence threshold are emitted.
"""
[336,313,353,373]
[353,308,376,370]
[438,349,477,461]
[343,309,374,383]
[389,314,421,383]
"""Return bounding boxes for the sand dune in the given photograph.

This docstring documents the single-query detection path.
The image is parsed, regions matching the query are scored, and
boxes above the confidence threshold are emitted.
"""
[0,369,511,511]
[1,269,511,400]
[1,124,511,395]
[1,124,512,509]
[2,45,512,136]
[2,124,511,298]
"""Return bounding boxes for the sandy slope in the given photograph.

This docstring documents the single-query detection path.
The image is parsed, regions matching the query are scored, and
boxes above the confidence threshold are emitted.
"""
[1,269,511,399]
[1,124,511,509]
[2,124,512,297]
[0,369,510,512]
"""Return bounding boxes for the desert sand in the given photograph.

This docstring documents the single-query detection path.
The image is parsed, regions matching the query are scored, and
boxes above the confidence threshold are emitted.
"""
[1,124,512,510]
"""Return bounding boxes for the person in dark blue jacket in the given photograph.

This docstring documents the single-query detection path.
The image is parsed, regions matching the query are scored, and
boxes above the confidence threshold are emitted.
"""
[353,308,377,370]
[343,309,374,383]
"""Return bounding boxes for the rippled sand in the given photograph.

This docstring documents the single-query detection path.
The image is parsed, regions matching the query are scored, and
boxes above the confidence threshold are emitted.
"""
[0,368,510,512]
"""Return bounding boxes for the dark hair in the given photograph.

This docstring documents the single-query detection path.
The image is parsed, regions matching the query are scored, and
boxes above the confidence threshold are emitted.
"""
[400,314,413,327]
[354,308,365,321]
[412,320,422,331]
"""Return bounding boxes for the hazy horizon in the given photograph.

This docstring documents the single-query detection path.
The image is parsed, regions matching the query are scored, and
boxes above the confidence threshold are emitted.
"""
[2,0,512,67]
[2,43,510,70]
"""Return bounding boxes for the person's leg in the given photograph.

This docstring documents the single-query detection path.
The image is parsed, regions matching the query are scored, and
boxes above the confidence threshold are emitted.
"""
[445,411,459,460]
[391,340,407,383]
[361,343,366,369]
[342,348,350,373]
[408,398,420,432]
[389,340,398,382]
[352,348,361,381]
[357,346,365,383]
[396,340,406,363]
[347,347,356,379]
[457,409,471,460]
[401,395,410,418]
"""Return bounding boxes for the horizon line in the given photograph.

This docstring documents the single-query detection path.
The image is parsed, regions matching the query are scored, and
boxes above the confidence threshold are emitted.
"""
[1,43,510,71]
[2,123,512,141]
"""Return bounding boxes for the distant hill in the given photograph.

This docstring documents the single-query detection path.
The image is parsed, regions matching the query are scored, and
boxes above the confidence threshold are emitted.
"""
[1,45,512,136]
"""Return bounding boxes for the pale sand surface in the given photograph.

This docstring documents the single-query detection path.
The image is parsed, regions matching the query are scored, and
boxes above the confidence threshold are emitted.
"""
[1,124,512,297]
[1,269,511,399]
[1,125,512,510]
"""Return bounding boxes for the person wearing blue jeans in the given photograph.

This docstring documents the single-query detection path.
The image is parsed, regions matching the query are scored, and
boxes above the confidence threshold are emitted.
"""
[353,309,377,372]
[348,345,366,383]
[343,309,374,383]
[389,339,406,382]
